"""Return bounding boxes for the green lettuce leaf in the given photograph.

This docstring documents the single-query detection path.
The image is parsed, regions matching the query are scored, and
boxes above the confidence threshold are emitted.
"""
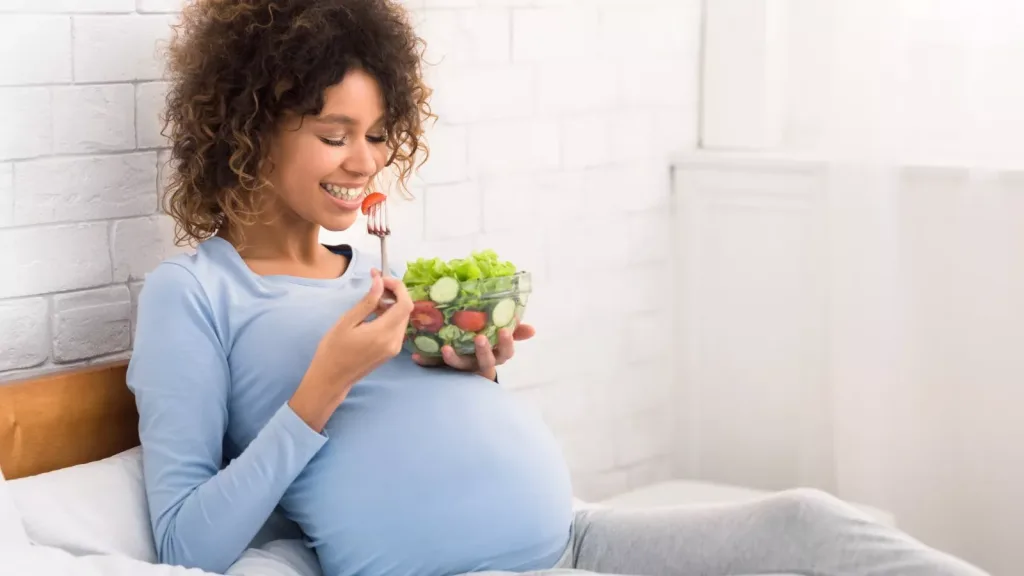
[402,249,517,286]
[407,285,430,302]
[402,257,450,286]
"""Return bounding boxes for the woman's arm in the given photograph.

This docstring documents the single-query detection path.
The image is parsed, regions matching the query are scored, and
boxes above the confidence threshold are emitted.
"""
[127,263,327,573]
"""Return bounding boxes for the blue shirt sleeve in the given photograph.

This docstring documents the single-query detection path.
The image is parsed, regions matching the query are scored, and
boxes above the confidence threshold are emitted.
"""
[127,262,328,573]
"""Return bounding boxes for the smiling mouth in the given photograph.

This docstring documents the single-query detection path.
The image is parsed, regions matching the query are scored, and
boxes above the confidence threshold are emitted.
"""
[321,183,363,201]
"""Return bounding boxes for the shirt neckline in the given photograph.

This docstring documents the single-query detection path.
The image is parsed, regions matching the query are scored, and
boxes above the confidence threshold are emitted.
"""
[205,235,366,288]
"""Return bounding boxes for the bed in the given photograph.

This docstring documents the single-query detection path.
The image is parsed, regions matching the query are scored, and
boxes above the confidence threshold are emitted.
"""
[0,362,898,576]
[0,362,611,576]
[0,361,322,576]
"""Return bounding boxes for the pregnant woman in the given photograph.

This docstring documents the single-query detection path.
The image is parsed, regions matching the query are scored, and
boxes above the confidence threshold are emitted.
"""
[127,1,989,575]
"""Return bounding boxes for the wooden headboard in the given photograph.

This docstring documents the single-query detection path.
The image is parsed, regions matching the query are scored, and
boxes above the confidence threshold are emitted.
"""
[0,362,139,480]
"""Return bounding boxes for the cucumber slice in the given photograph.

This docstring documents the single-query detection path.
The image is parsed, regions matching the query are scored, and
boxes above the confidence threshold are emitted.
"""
[490,298,516,328]
[413,335,441,355]
[429,277,460,304]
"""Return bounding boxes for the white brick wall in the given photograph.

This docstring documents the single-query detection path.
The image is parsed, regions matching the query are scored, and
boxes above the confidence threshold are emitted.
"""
[52,84,137,153]
[0,163,12,227]
[0,1,183,377]
[0,88,53,160]
[52,285,132,362]
[0,16,73,86]
[0,0,702,502]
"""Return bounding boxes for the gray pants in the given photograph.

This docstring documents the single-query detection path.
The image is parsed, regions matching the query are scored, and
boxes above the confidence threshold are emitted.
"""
[472,489,989,576]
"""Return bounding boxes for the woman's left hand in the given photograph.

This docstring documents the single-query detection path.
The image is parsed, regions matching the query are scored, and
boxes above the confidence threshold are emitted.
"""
[412,323,536,381]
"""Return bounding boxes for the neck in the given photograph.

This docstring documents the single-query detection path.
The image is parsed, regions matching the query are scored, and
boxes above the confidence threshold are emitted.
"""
[220,197,324,265]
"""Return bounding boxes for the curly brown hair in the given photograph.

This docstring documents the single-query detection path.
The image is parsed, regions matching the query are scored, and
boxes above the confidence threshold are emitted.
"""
[161,0,433,246]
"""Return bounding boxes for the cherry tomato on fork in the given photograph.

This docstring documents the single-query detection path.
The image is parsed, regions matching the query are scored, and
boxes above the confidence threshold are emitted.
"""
[361,192,387,215]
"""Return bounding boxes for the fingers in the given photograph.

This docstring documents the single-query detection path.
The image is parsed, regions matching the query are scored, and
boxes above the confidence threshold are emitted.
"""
[512,323,535,341]
[493,328,516,364]
[339,270,385,327]
[377,289,397,310]
[366,275,413,330]
[474,335,499,374]
[436,334,500,375]
[375,276,414,325]
[381,275,411,303]
[440,345,477,371]
[415,326,530,377]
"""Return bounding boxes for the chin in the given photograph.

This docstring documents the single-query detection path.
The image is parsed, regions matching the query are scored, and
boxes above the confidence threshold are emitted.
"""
[319,215,360,233]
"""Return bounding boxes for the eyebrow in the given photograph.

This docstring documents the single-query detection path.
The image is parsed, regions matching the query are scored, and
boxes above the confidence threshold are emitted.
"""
[315,114,385,126]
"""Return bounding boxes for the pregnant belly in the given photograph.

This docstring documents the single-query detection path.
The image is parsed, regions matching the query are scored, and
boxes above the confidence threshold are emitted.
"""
[281,367,574,576]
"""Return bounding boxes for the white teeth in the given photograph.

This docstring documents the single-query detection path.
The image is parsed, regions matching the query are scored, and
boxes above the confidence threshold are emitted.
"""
[322,183,361,200]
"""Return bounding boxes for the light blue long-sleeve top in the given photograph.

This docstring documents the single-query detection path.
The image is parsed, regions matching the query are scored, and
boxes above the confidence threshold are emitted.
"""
[126,236,573,576]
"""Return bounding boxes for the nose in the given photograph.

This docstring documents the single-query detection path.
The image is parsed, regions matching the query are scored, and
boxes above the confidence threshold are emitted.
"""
[341,138,377,179]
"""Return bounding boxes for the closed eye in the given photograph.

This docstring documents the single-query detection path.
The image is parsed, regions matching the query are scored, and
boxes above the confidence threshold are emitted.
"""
[367,134,387,144]
[319,136,347,147]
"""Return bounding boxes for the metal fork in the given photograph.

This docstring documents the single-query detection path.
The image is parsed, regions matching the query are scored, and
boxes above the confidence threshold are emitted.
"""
[366,198,396,307]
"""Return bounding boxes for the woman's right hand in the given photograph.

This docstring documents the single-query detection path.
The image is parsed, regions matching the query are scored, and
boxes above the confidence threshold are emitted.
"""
[289,269,413,431]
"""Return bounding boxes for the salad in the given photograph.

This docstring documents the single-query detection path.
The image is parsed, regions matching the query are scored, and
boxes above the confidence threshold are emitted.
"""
[402,249,530,357]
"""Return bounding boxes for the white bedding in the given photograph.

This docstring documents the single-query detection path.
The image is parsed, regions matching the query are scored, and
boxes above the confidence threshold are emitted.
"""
[3,446,600,576]
[0,465,30,547]
[4,446,842,576]
[8,447,158,562]
[4,447,323,576]
[6,544,219,576]
[5,538,320,576]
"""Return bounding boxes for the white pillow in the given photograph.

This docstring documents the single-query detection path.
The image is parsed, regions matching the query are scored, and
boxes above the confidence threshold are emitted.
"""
[7,446,313,570]
[0,465,30,548]
[7,447,158,563]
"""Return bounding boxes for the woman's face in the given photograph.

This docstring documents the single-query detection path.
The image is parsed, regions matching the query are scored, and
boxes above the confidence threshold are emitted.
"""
[263,68,390,232]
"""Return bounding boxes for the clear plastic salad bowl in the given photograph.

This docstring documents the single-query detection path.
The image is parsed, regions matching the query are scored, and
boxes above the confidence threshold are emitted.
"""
[401,251,531,358]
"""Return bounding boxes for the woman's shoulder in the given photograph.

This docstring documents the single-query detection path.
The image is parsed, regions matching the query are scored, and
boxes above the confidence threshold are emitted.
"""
[133,241,240,350]
[137,257,214,319]
[140,237,249,307]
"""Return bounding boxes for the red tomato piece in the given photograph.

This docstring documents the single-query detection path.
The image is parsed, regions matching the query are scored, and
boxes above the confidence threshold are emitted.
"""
[410,301,444,332]
[361,192,387,215]
[452,310,487,333]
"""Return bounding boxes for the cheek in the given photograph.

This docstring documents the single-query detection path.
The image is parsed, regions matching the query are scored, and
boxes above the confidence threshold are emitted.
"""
[276,143,337,186]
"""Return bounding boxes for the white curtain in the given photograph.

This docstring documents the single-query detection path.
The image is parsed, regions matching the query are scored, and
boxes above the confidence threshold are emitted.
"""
[826,164,1024,575]
[674,156,1024,576]
[679,2,1024,573]
[782,0,1024,167]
